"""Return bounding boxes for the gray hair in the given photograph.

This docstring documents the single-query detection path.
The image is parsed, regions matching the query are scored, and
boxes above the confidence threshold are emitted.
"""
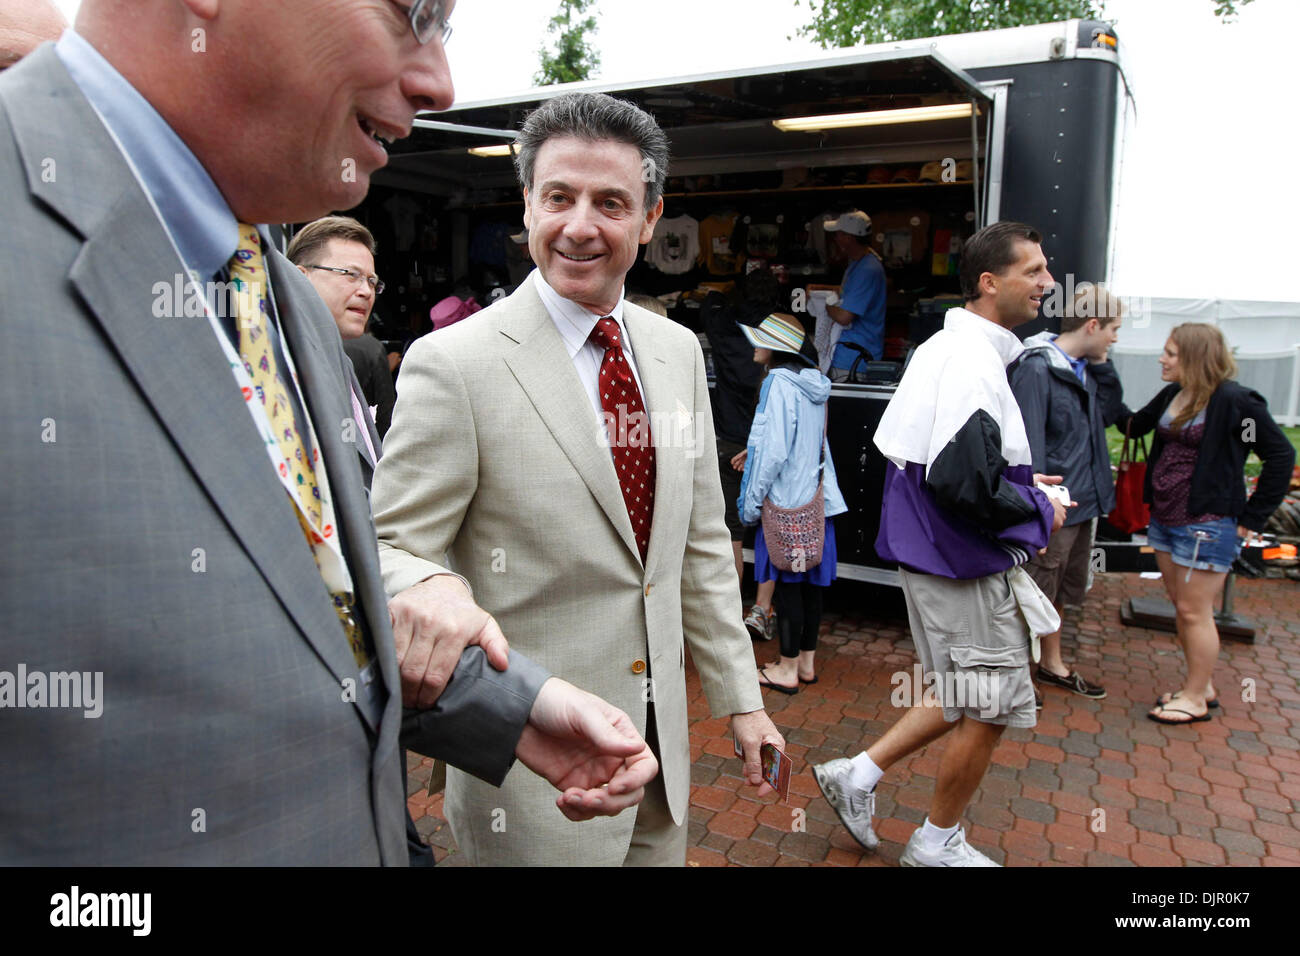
[513,92,670,211]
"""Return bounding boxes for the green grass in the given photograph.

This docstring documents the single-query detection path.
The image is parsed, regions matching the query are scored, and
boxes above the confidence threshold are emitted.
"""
[1105,425,1300,479]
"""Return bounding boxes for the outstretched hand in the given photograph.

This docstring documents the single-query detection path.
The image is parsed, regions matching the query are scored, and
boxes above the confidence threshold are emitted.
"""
[515,678,660,822]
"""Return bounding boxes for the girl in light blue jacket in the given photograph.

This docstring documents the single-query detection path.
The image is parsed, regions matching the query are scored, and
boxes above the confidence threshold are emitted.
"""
[737,314,847,694]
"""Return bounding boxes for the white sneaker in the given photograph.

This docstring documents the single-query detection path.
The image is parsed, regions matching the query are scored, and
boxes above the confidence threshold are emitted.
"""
[900,826,1000,867]
[744,604,772,641]
[812,758,878,851]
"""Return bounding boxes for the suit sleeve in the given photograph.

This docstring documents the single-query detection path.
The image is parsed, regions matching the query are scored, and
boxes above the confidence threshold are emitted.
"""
[371,333,477,595]
[680,337,765,718]
[1239,388,1297,532]
[400,647,549,786]
[1008,357,1050,473]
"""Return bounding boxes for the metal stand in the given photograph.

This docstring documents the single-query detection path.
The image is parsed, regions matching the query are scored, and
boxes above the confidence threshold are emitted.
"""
[1120,572,1256,642]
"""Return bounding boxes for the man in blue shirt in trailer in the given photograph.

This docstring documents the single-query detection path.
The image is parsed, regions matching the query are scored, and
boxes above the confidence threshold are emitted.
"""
[824,209,887,380]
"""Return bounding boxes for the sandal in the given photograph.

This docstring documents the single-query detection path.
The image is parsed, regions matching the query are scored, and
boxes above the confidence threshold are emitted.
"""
[757,664,798,696]
[1147,703,1212,725]
[1155,690,1220,710]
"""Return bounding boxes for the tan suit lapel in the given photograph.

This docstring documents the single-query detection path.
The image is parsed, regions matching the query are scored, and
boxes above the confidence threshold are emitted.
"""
[499,284,643,563]
[623,307,690,580]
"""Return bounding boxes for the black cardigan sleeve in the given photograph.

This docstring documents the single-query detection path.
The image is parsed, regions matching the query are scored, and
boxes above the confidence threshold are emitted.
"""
[1238,387,1297,532]
[1120,384,1177,440]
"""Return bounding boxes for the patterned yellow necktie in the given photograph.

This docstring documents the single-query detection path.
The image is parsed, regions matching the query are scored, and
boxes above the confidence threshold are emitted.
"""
[229,223,370,671]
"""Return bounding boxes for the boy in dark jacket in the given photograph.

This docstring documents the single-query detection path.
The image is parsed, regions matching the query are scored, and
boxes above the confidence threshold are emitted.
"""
[1009,285,1127,702]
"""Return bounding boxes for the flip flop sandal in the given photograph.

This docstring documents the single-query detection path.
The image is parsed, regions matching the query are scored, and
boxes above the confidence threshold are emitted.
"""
[1147,704,1212,725]
[1155,691,1220,710]
[757,664,798,696]
[799,675,818,685]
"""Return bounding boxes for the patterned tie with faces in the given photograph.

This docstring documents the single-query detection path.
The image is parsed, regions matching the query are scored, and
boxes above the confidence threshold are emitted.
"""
[229,223,369,670]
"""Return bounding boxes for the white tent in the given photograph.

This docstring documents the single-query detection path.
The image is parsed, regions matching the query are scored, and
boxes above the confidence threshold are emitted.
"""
[1107,296,1300,425]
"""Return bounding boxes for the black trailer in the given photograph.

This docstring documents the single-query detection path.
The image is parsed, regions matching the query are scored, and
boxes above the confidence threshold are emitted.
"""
[357,18,1133,586]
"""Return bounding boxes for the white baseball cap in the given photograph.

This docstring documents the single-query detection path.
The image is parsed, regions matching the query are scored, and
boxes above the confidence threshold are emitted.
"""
[824,210,872,237]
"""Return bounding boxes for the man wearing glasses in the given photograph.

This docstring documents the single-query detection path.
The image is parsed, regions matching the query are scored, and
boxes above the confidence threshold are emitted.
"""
[289,215,398,452]
[0,0,659,865]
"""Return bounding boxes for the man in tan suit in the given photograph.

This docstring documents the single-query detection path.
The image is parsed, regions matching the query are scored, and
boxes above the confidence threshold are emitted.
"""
[371,92,783,866]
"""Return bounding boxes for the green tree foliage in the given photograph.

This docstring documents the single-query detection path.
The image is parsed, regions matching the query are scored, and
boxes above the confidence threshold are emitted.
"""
[1211,0,1255,20]
[794,0,1104,46]
[794,0,1262,48]
[534,0,601,86]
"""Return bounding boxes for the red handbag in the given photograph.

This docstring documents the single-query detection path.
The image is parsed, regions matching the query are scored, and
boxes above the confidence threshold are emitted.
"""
[1108,422,1150,533]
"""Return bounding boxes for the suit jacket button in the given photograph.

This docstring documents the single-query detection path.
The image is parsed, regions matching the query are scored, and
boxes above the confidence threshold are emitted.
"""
[644,584,653,597]
[631,659,646,674]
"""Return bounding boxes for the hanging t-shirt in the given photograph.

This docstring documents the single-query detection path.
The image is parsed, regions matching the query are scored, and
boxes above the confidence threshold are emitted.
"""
[699,213,744,275]
[505,238,534,285]
[469,221,514,267]
[383,194,421,252]
[805,209,838,267]
[645,214,700,274]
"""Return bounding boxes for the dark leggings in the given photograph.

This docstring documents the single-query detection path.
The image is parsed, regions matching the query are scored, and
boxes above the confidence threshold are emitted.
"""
[773,581,824,658]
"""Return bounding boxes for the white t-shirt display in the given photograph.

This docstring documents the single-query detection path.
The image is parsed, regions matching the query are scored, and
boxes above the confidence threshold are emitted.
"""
[645,214,701,274]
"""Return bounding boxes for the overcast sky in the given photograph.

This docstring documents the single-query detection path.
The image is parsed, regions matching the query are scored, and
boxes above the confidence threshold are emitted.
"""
[50,0,1296,304]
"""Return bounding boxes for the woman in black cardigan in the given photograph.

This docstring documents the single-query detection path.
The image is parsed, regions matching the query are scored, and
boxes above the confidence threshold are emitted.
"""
[1116,324,1294,725]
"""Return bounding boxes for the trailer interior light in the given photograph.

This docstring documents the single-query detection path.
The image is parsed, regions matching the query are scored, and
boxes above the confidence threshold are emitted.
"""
[773,103,973,132]
[467,144,516,157]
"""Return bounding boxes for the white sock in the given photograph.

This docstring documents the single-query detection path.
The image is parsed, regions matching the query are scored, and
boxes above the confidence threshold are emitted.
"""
[847,753,883,792]
[921,817,960,849]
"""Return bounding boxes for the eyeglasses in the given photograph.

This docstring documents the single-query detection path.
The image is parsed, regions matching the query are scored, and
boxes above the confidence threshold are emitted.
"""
[307,265,385,294]
[399,0,453,46]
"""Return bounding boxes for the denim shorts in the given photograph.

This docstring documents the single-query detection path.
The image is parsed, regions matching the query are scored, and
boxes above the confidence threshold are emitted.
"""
[1147,516,1243,573]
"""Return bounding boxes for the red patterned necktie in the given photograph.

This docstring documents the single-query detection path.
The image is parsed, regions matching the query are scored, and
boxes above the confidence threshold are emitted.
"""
[590,316,656,561]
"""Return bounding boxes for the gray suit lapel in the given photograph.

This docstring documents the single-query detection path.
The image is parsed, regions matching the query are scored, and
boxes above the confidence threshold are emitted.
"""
[12,51,370,717]
[499,284,642,562]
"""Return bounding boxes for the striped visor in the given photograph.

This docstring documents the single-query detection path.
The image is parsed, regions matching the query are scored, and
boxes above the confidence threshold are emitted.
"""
[741,313,807,356]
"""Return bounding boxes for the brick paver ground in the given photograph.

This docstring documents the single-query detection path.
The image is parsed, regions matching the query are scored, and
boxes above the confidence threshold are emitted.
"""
[407,571,1299,866]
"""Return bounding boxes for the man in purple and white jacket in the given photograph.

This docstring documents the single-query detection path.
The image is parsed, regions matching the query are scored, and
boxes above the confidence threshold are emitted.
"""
[813,222,1068,867]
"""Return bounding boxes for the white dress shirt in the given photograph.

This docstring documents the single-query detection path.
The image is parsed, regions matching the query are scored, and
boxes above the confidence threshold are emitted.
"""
[532,271,647,424]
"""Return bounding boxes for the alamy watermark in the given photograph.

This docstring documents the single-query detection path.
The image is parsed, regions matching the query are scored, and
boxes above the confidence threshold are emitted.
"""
[596,404,702,457]
[49,886,150,936]
[152,272,264,323]
[0,663,103,718]
[890,663,999,719]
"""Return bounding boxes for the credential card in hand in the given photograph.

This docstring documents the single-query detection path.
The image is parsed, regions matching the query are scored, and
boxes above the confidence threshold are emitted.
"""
[761,742,792,803]
[732,738,793,802]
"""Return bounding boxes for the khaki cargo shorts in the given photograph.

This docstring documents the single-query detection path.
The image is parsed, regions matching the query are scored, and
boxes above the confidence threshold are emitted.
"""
[898,568,1037,728]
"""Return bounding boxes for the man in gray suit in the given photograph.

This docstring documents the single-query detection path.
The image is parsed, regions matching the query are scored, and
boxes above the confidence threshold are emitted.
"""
[0,0,656,865]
